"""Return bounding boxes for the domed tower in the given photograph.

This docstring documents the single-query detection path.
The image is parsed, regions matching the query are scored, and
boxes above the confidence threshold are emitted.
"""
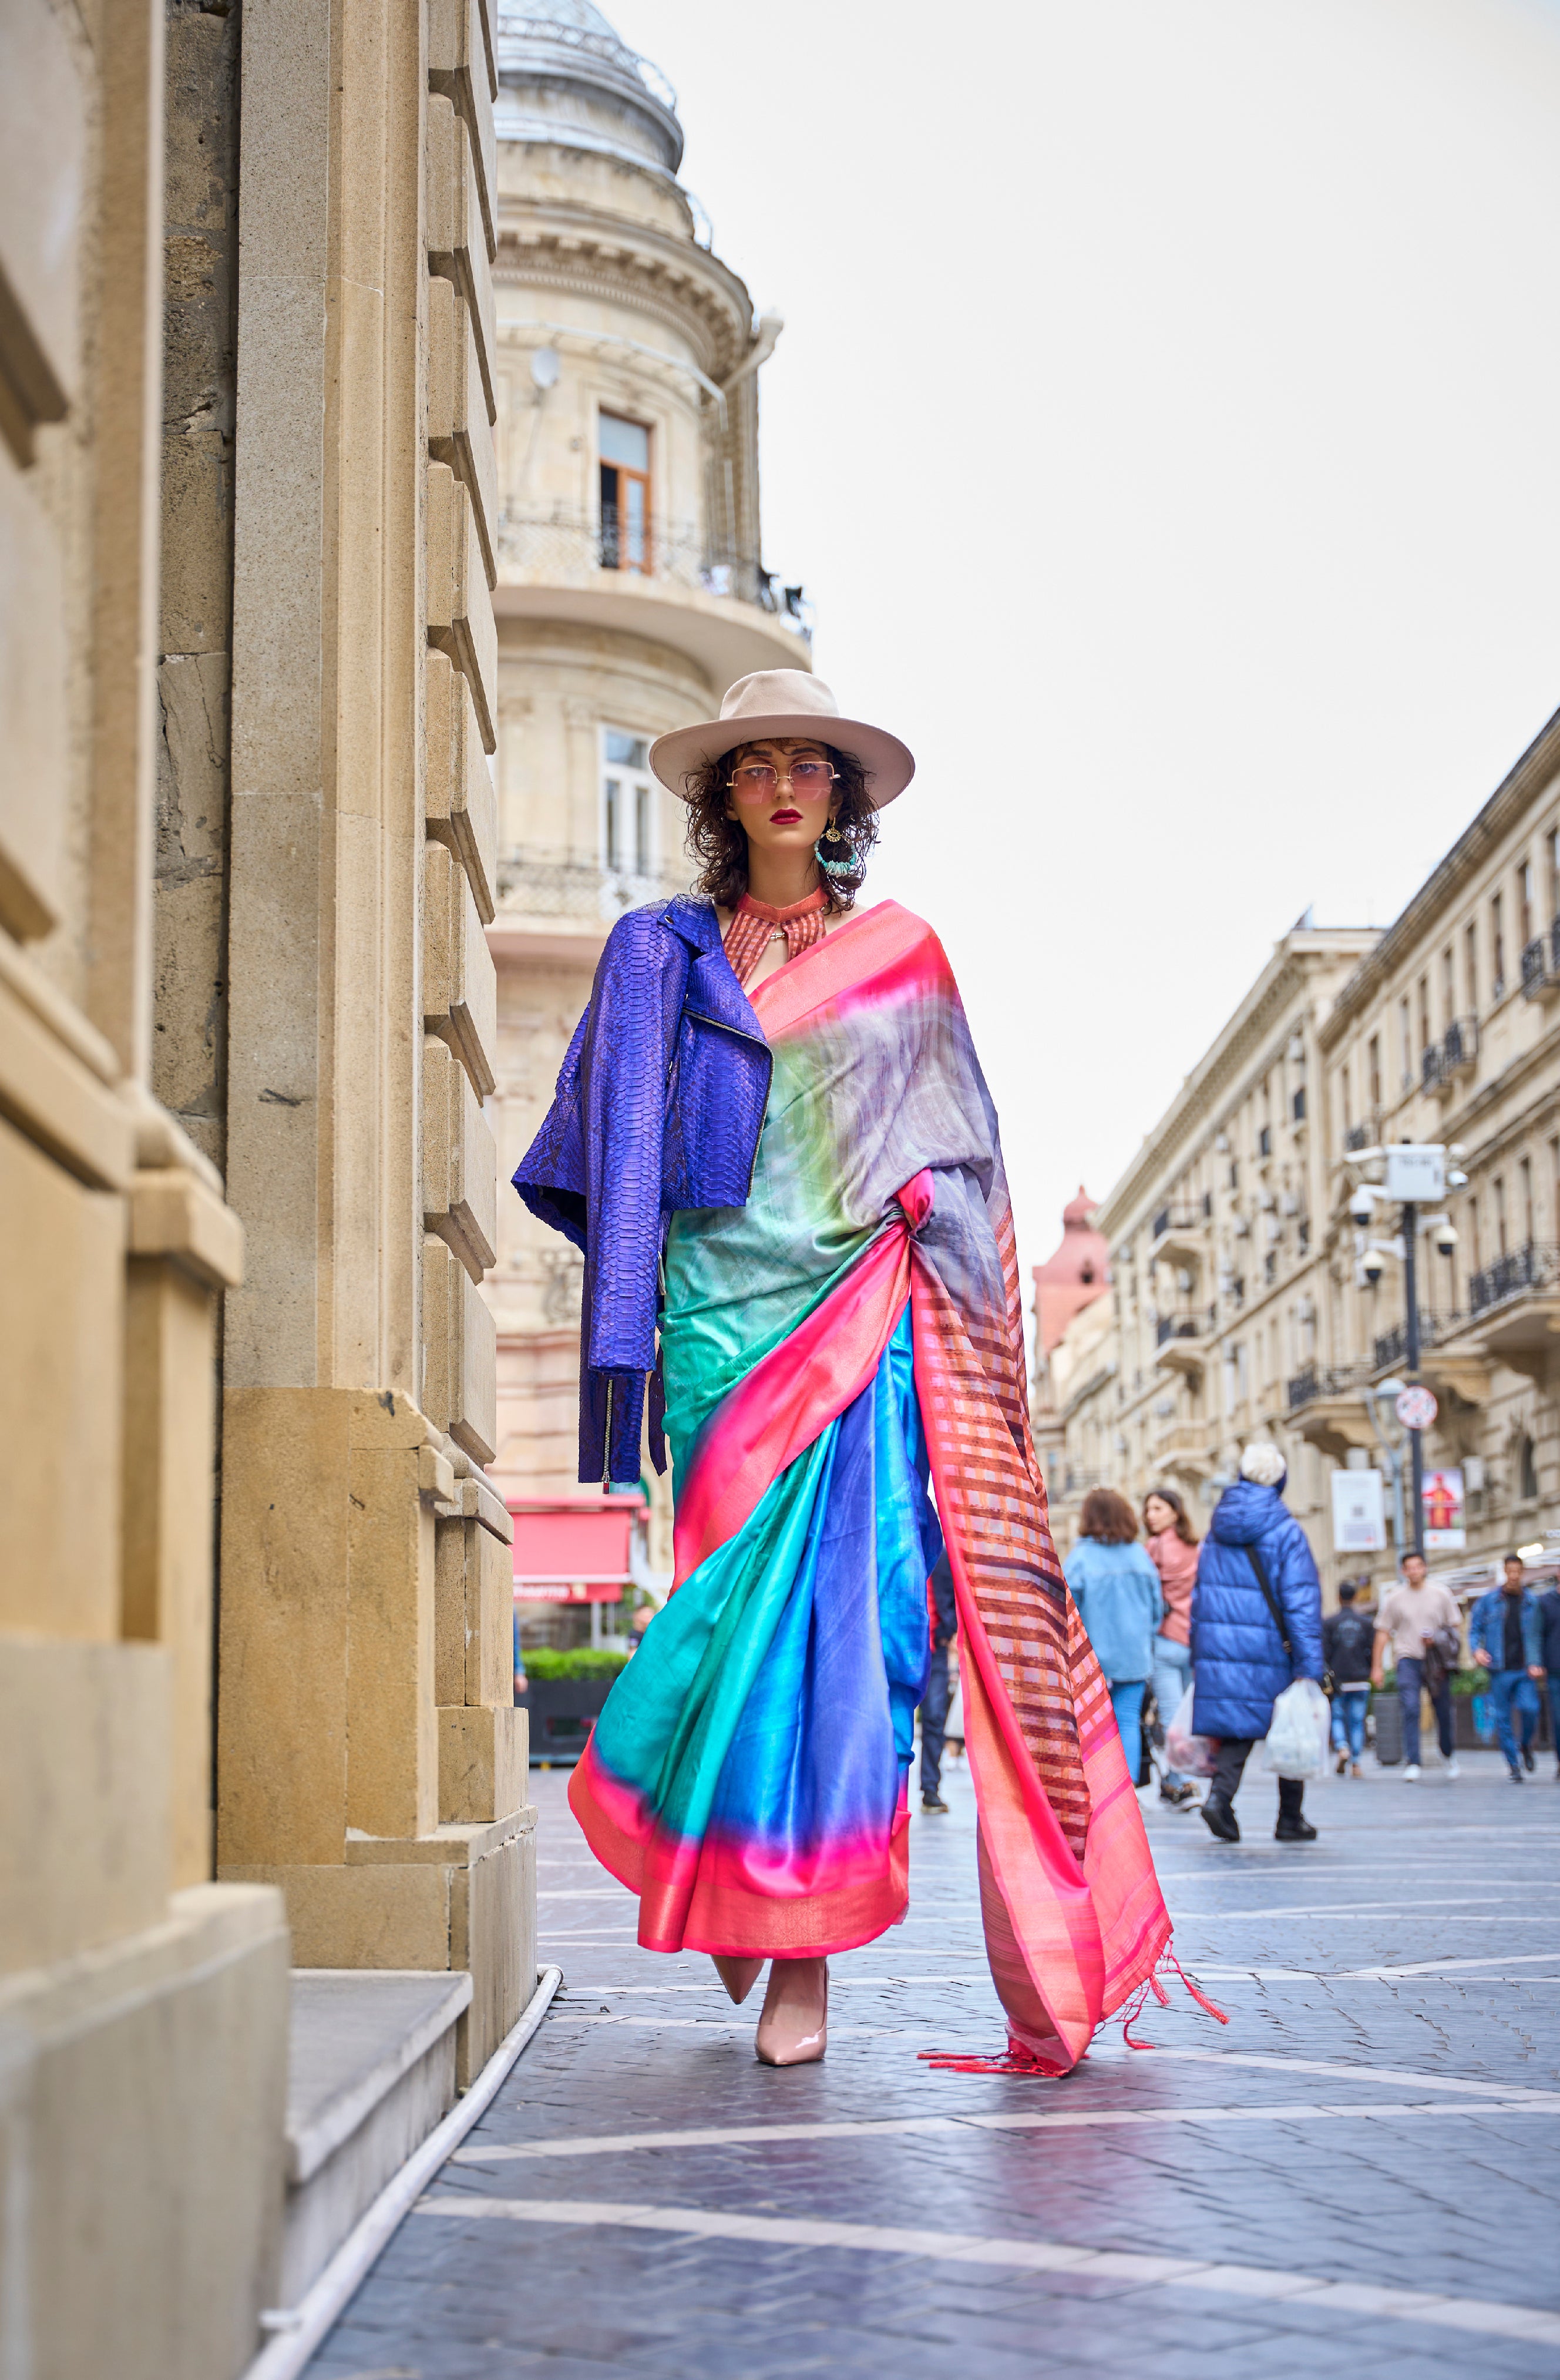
[486,2,809,1606]
[1029,1189,1114,1495]
[1034,1188,1112,1357]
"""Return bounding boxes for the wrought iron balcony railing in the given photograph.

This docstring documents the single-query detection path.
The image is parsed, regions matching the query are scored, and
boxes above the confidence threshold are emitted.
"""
[1372,1311,1462,1371]
[1468,1241,1560,1316]
[495,509,812,637]
[496,851,692,919]
[1521,921,1560,998]
[1343,1117,1381,1152]
[1151,1197,1212,1240]
[1156,1312,1209,1347]
[1286,1361,1373,1412]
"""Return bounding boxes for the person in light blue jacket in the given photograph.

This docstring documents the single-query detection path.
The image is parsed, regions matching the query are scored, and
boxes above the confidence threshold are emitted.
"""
[1064,1487,1165,1784]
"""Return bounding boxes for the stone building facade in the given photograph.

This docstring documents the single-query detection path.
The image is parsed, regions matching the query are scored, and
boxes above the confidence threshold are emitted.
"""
[3,0,530,2366]
[1054,929,1377,1569]
[1301,706,1560,1571]
[479,1,810,1592]
[1057,704,1560,1590]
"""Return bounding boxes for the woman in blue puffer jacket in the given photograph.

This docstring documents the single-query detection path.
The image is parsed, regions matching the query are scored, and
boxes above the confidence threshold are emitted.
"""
[1192,1442,1324,1844]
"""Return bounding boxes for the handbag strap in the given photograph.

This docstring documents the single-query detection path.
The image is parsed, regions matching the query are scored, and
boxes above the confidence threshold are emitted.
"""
[1244,1544,1295,1662]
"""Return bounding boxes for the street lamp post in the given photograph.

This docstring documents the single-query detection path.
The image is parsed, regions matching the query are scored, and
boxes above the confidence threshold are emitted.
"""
[1349,1142,1462,1563]
[1401,1197,1424,1557]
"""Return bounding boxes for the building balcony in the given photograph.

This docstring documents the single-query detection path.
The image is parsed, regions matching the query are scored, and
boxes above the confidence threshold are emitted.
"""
[1372,1310,1461,1372]
[1150,1197,1211,1270]
[1149,1417,1216,1475]
[1286,1360,1371,1414]
[1521,921,1560,1000]
[1370,1307,1492,1405]
[1421,1016,1479,1097]
[1343,1116,1382,1153]
[488,851,692,963]
[1465,1241,1560,1378]
[1154,1311,1209,1375]
[494,509,812,684]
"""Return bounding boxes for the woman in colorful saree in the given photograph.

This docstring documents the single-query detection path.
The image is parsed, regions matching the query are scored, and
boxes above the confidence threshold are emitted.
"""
[514,671,1173,2072]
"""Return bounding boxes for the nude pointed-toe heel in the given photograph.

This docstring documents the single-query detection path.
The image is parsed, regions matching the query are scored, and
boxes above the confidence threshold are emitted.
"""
[754,1956,828,2066]
[712,1954,765,2006]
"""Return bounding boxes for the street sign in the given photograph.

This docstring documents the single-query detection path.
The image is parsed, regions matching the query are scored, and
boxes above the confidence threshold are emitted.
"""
[1395,1385,1438,1431]
[1384,1144,1445,1204]
[1331,1467,1386,1553]
[1422,1465,1465,1552]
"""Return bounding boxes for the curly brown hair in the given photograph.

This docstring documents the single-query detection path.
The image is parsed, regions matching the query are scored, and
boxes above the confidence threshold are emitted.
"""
[1078,1487,1139,1545]
[680,738,879,912]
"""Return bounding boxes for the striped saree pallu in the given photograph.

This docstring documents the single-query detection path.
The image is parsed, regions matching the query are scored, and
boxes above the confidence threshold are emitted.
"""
[569,901,1171,2071]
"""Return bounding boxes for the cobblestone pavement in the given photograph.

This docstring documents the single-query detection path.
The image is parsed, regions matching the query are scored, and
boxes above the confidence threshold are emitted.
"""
[308,1744,1560,2378]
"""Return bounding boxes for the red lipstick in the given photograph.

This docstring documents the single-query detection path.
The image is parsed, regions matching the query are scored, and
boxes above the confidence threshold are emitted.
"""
[770,807,802,824]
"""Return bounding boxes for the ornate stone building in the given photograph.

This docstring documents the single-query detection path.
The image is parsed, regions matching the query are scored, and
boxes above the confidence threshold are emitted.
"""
[1060,703,1560,1595]
[1301,706,1560,1573]
[1062,928,1378,1571]
[4,0,530,2364]
[481,1,810,1594]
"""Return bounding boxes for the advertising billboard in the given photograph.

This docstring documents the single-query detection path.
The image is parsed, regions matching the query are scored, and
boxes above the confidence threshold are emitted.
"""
[1331,1467,1386,1553]
[1421,1466,1465,1552]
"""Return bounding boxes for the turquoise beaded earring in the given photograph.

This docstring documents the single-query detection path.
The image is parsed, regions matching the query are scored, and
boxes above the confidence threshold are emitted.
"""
[815,820,853,879]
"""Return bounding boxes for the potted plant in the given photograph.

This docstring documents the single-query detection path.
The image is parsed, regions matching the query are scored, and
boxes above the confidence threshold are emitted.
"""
[518,1645,631,1765]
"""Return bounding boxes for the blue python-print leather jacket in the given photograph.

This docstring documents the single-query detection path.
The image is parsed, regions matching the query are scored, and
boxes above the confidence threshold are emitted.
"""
[513,895,772,1486]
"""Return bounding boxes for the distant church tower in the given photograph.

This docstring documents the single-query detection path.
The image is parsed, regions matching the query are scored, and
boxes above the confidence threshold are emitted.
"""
[1029,1189,1112,1483]
[485,2,811,1595]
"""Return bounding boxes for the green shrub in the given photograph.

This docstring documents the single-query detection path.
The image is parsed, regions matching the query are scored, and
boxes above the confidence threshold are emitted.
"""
[522,1646,631,1682]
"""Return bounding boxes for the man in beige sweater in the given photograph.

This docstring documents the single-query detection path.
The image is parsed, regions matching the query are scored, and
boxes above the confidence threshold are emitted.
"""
[1372,1552,1462,1780]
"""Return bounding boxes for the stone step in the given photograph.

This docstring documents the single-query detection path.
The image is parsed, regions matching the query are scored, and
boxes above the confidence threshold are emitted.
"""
[281,1968,473,2308]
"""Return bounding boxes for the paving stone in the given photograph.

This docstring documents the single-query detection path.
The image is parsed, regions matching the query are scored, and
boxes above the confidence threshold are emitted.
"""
[303,1752,1560,2375]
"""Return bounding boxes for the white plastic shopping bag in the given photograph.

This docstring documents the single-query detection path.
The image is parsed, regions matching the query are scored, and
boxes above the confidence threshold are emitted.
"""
[1164,1684,1217,1778]
[1261,1677,1330,1779]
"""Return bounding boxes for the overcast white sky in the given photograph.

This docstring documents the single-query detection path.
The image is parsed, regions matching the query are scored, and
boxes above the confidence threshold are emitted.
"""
[615,0,1560,1294]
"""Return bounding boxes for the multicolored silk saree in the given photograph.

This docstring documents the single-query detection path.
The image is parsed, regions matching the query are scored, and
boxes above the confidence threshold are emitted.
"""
[570,901,1171,2072]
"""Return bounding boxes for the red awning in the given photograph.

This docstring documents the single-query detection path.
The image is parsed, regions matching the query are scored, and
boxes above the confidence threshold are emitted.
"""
[510,1499,645,1603]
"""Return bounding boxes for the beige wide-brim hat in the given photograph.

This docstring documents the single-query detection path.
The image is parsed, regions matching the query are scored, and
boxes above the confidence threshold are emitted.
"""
[648,670,915,807]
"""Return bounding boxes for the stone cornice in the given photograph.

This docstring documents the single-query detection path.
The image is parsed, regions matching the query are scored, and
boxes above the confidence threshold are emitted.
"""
[495,204,754,380]
[1096,931,1377,1241]
[1320,704,1560,1050]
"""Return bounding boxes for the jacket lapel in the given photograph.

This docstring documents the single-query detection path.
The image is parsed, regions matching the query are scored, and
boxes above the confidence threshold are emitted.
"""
[664,895,768,1045]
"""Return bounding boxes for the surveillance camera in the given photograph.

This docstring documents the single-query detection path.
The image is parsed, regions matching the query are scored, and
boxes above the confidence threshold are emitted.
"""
[1362,1251,1385,1286]
[1447,1169,1469,1190]
[1434,1222,1458,1255]
[1349,1189,1374,1226]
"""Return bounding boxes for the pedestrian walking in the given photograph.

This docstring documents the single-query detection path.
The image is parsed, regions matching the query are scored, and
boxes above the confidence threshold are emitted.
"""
[1373,1551,1463,1780]
[1323,1579,1374,1776]
[1191,1442,1326,1843]
[1470,1555,1546,1782]
[514,670,1172,2075]
[1144,1485,1200,1807]
[1538,1570,1560,1781]
[917,1550,957,1812]
[1064,1489,1165,1787]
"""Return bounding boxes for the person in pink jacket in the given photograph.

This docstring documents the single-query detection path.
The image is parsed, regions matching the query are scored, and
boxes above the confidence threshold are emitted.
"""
[1144,1486,1200,1807]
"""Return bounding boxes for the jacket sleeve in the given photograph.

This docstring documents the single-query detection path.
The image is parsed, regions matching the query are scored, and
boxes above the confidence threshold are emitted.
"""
[1468,1593,1492,1664]
[1276,1519,1324,1680]
[512,1002,590,1248]
[575,911,688,1486]
[1137,1546,1165,1632]
[1063,1545,1090,1634]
